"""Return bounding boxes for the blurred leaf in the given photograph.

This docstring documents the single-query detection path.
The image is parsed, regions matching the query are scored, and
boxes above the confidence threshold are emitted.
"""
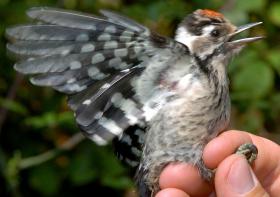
[0,0,9,6]
[232,61,274,99]
[5,151,21,188]
[201,0,224,9]
[57,111,76,129]
[24,112,57,129]
[29,164,61,196]
[267,49,280,75]
[24,111,74,129]
[68,149,97,185]
[223,0,265,24]
[224,9,247,24]
[0,149,6,174]
[269,93,280,118]
[122,4,147,23]
[98,0,121,8]
[238,106,264,132]
[98,147,133,189]
[235,0,266,12]
[100,154,125,176]
[63,0,77,9]
[147,0,187,20]
[269,2,280,26]
[101,176,133,189]
[0,97,28,115]
[57,111,74,122]
[229,49,258,74]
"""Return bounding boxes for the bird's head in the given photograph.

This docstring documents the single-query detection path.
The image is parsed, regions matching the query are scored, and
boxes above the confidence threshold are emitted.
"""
[175,9,263,59]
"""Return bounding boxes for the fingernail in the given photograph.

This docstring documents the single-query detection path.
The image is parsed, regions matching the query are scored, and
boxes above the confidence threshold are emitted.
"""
[227,156,257,194]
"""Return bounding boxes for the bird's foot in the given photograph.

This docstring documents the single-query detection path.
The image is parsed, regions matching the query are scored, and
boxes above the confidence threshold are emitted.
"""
[197,143,258,182]
[235,143,258,164]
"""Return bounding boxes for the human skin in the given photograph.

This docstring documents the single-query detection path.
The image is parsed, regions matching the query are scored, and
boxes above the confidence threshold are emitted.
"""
[156,130,280,197]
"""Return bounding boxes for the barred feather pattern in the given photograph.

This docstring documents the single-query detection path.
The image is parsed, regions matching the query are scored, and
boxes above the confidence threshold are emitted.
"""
[6,7,190,182]
[6,7,153,145]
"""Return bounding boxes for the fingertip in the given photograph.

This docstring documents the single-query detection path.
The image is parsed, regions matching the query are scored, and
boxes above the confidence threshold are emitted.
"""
[215,154,242,182]
[159,163,212,196]
[214,154,243,197]
[155,188,190,197]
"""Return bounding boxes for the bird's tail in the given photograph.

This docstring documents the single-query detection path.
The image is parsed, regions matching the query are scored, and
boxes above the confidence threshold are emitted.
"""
[135,166,152,197]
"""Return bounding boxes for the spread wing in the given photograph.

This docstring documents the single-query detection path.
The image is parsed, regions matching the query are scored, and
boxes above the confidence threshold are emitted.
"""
[6,7,189,145]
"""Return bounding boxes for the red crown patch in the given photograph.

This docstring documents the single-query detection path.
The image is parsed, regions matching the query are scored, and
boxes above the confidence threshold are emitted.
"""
[199,9,224,19]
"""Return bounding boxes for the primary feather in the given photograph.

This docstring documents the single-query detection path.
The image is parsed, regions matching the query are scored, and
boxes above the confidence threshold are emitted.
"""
[6,10,192,196]
[6,7,187,150]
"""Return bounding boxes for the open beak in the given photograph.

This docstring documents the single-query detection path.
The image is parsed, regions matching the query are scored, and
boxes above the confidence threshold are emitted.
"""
[227,22,264,47]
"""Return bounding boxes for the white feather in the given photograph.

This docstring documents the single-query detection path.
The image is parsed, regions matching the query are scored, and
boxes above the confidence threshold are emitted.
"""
[175,27,197,53]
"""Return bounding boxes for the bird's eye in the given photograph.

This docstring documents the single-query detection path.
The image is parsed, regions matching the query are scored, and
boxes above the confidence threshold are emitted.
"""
[211,29,220,37]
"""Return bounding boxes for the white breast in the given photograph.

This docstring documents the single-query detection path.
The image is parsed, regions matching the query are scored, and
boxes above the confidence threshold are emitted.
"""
[142,91,176,121]
[176,74,206,99]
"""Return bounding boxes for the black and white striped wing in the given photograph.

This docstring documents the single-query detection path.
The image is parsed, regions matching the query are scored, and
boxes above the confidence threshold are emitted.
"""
[6,7,188,146]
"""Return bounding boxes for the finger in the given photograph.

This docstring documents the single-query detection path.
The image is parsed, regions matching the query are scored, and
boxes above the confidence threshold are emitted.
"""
[203,130,280,195]
[159,163,213,197]
[246,133,280,195]
[203,130,253,169]
[215,154,269,197]
[155,188,190,197]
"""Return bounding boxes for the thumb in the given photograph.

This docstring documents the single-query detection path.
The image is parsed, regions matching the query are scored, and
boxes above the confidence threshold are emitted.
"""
[215,154,269,197]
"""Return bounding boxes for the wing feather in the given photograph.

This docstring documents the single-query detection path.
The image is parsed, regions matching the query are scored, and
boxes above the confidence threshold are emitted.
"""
[100,10,148,33]
[27,7,107,30]
[6,7,189,147]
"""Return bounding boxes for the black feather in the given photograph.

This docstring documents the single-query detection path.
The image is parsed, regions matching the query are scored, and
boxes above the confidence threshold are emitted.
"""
[100,10,148,33]
[135,167,152,197]
[27,7,107,30]
[113,125,145,168]
[75,67,142,126]
[6,7,190,149]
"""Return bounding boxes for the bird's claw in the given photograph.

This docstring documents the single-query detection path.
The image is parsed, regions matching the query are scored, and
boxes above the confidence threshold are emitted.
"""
[235,143,258,164]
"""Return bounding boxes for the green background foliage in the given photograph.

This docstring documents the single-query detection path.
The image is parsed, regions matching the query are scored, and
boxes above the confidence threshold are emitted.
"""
[0,0,279,196]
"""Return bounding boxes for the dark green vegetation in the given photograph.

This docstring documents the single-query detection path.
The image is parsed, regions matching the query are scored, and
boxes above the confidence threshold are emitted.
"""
[0,0,279,196]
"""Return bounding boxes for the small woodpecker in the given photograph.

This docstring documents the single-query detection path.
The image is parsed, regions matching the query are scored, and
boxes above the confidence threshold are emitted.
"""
[6,8,262,196]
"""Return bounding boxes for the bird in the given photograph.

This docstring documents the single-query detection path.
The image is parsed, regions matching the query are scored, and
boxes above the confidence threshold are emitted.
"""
[6,7,262,196]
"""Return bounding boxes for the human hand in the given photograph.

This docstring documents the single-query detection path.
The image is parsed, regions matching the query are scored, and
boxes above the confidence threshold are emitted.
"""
[156,130,280,197]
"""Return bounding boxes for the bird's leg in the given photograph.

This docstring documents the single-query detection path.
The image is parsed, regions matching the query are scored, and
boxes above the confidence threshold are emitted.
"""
[197,158,215,182]
[235,143,258,164]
